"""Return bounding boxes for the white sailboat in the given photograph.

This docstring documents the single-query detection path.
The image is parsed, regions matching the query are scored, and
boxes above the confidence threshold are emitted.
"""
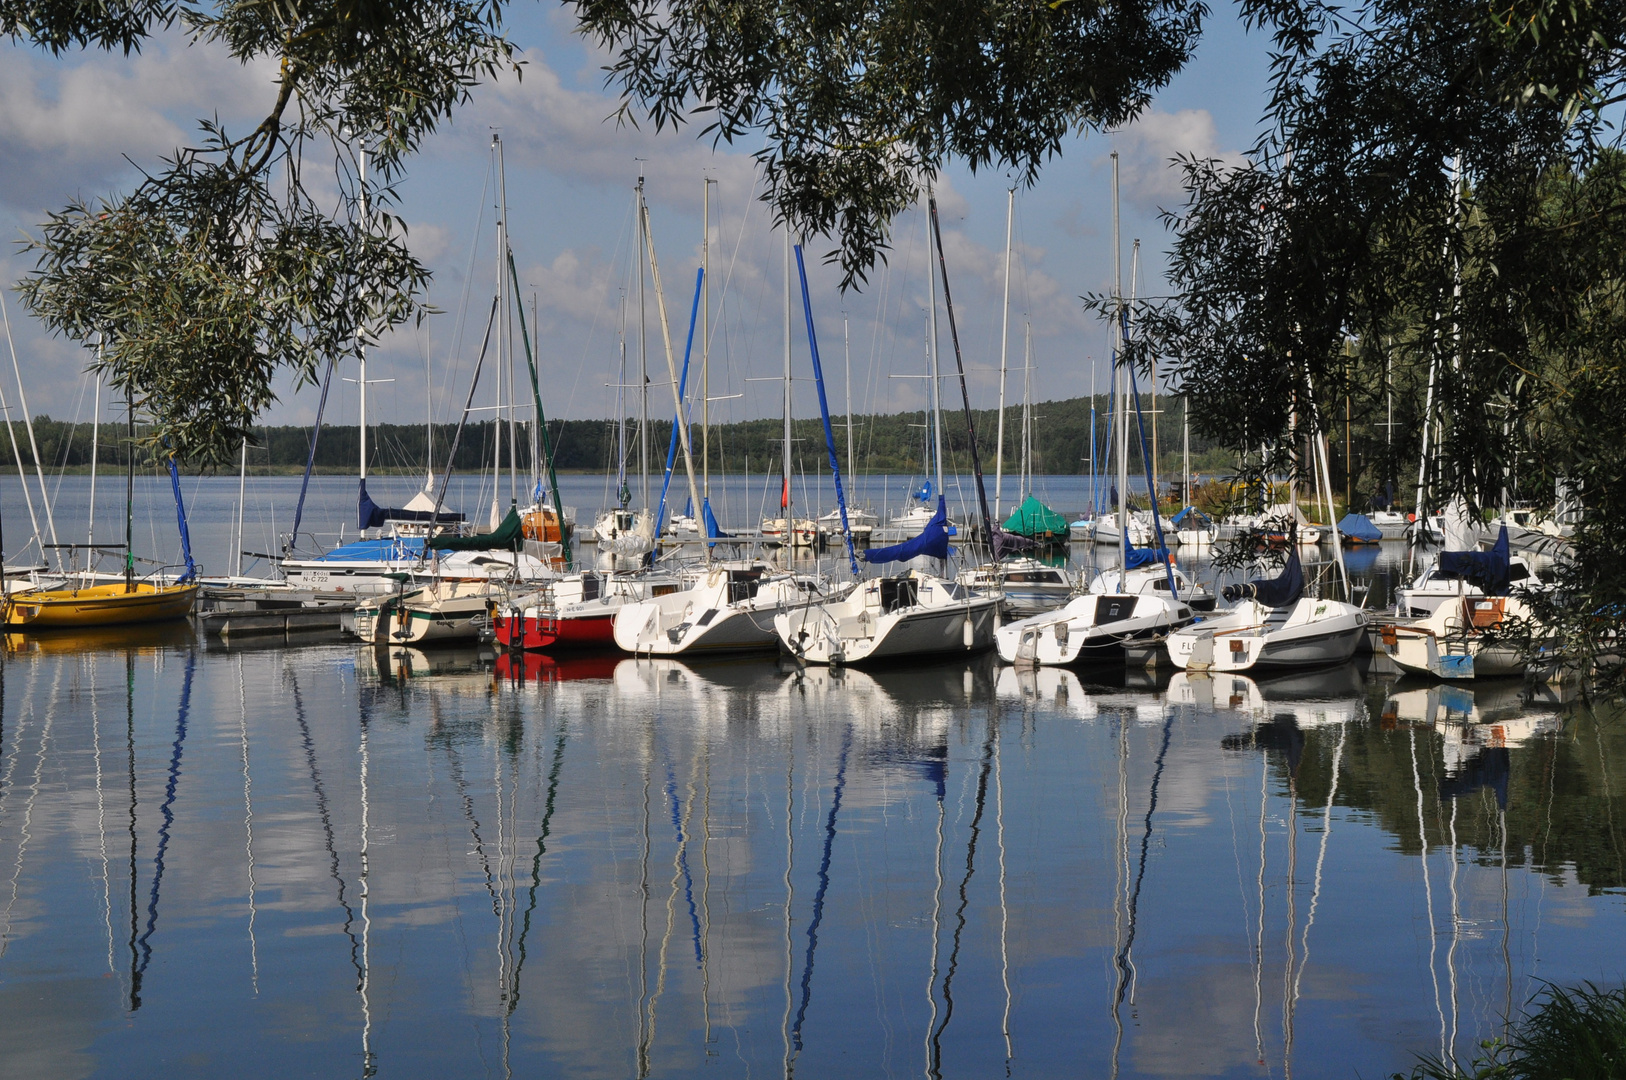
[772,218,998,665]
[996,155,1193,667]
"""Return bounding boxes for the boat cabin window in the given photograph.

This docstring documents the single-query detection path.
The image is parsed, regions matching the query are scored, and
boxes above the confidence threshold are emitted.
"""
[879,578,919,612]
[727,569,763,604]
[581,573,601,602]
[651,584,679,598]
[1509,563,1529,582]
[1095,596,1136,623]
[1151,578,1171,590]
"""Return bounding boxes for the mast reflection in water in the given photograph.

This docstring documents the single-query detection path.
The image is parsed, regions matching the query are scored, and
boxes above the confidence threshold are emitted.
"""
[0,638,1621,1078]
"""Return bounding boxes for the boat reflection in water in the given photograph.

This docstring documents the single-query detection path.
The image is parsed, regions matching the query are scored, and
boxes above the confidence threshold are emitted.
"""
[2,634,1623,1079]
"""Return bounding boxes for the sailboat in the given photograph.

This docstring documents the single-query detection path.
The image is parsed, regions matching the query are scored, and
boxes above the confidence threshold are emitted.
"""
[773,219,998,665]
[1382,526,1549,678]
[996,157,1194,666]
[3,394,198,628]
[611,204,820,657]
[956,200,1069,614]
[760,231,817,547]
[1396,499,1535,616]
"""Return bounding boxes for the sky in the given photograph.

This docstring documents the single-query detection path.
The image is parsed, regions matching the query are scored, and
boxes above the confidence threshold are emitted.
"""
[0,5,1273,443]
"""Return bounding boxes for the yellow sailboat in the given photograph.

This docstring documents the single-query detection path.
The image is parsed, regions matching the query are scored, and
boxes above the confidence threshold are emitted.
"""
[3,580,198,628]
[3,415,200,629]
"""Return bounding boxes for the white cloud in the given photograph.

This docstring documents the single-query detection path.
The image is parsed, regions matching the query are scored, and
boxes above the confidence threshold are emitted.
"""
[1107,109,1246,213]
[0,36,277,214]
[452,48,761,217]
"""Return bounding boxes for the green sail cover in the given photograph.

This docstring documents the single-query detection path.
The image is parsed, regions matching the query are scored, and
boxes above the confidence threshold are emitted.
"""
[1002,494,1068,539]
[430,507,524,552]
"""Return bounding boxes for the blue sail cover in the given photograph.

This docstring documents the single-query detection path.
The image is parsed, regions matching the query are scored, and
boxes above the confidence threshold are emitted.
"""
[1224,549,1305,606]
[912,479,934,503]
[702,498,729,540]
[358,479,462,530]
[165,457,197,582]
[1171,506,1211,528]
[864,496,951,564]
[1123,542,1170,570]
[1337,513,1382,543]
[1438,526,1511,595]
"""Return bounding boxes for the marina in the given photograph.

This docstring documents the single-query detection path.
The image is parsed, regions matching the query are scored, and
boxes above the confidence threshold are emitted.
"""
[0,605,1616,1077]
[2,3,1620,1068]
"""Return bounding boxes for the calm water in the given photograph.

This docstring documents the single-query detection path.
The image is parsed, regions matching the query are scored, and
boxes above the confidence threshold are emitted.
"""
[0,472,1612,1078]
[0,632,1619,1079]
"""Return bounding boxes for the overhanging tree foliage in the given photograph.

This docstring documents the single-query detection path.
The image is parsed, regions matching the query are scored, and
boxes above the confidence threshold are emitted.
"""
[5,0,517,465]
[6,0,1203,466]
[1125,0,1626,680]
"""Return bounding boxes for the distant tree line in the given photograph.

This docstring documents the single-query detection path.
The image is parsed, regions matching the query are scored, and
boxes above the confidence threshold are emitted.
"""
[0,395,1235,478]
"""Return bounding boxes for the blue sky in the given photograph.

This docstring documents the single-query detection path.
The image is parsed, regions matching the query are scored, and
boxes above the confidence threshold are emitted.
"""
[0,6,1273,434]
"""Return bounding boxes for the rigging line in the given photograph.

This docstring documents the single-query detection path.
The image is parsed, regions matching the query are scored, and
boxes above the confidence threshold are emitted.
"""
[1,661,55,961]
[996,704,1013,1066]
[442,154,495,410]
[90,655,116,974]
[1410,726,1446,1065]
[1255,751,1268,1071]
[132,650,196,1009]
[443,736,500,914]
[1109,715,1130,1080]
[1291,723,1347,1008]
[508,727,568,1016]
[125,653,138,1007]
[1447,797,1461,1066]
[1115,709,1176,1009]
[289,667,365,995]
[1283,745,1300,1079]
[790,722,854,1056]
[636,716,653,1080]
[781,714,796,1080]
[929,716,998,1079]
[924,756,945,1080]
[236,653,260,994]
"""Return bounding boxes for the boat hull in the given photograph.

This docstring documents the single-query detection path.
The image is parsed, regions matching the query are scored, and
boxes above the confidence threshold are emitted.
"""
[492,610,617,650]
[3,582,198,628]
[996,594,1194,666]
[1166,599,1366,672]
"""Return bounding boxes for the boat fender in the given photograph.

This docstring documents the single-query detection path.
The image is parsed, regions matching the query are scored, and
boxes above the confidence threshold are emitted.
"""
[963,614,975,650]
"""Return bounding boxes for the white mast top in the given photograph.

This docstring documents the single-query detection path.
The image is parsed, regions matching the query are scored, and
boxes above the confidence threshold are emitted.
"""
[995,186,1014,519]
[1113,151,1128,574]
[783,227,793,522]
[925,192,944,501]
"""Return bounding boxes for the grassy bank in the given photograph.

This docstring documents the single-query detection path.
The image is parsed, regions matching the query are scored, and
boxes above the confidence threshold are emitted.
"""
[1397,982,1626,1079]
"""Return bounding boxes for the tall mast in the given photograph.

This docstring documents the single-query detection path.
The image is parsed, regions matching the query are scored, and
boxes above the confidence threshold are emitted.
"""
[424,316,433,489]
[124,384,134,591]
[490,134,503,526]
[89,341,101,547]
[1022,322,1033,497]
[235,436,247,578]
[994,186,1014,519]
[928,194,996,564]
[496,132,516,506]
[359,144,369,484]
[1183,393,1191,509]
[783,226,793,523]
[617,290,629,506]
[702,177,712,504]
[925,193,944,501]
[844,315,854,483]
[638,173,650,511]
[1113,151,1128,575]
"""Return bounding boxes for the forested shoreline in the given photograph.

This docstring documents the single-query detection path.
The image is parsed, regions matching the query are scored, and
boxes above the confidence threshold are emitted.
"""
[0,395,1232,479]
